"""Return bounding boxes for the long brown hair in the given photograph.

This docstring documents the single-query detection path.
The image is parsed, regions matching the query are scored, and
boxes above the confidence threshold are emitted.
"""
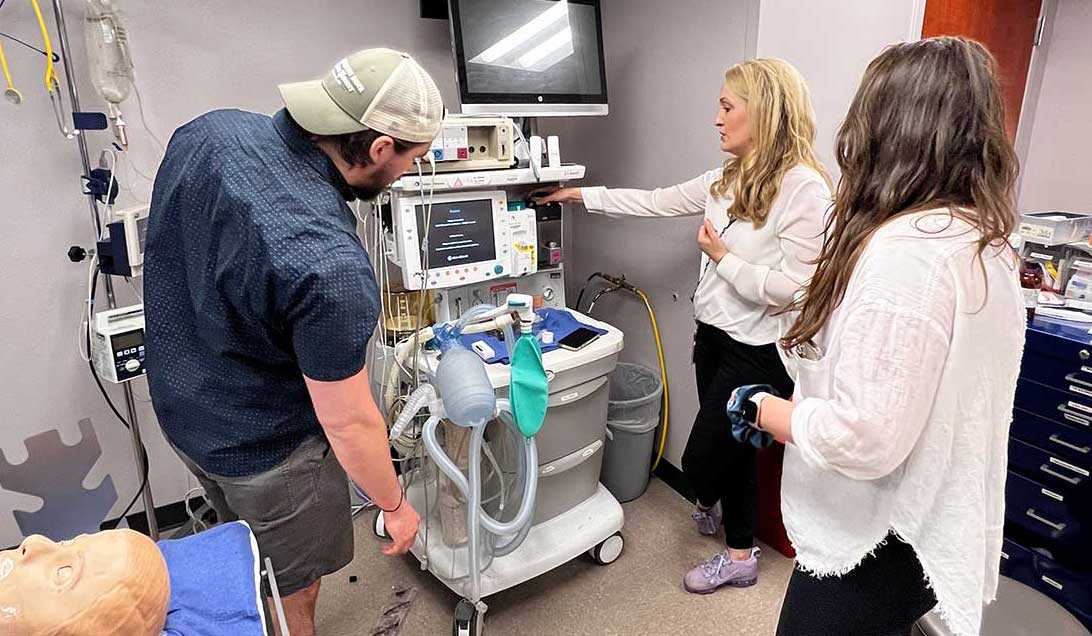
[710,58,828,227]
[782,37,1018,350]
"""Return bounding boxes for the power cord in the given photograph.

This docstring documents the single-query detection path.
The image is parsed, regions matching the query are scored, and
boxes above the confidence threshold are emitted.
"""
[0,31,60,62]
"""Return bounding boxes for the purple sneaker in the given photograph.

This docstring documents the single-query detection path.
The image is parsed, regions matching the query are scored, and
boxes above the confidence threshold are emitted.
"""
[691,502,722,536]
[683,548,759,594]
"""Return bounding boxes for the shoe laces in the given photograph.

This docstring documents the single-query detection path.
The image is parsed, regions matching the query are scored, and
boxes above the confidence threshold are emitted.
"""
[691,509,712,522]
[702,553,728,578]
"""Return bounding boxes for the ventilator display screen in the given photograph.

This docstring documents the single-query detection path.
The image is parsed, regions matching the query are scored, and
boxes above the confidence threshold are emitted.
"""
[416,199,497,268]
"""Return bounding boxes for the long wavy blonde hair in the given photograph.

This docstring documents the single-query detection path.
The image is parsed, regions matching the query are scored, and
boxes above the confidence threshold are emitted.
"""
[710,58,828,226]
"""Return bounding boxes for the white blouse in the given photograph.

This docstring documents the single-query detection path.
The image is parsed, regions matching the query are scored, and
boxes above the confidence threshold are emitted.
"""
[783,210,1026,636]
[581,165,830,345]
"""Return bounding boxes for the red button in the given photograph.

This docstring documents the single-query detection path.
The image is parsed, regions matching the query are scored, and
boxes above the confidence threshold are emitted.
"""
[457,148,469,160]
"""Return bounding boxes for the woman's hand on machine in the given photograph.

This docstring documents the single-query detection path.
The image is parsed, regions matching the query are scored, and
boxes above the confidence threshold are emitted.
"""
[531,187,583,205]
[382,501,421,556]
[697,219,728,263]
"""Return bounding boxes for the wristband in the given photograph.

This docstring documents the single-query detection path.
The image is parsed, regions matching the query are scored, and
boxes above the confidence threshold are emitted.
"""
[379,488,405,514]
[749,392,773,430]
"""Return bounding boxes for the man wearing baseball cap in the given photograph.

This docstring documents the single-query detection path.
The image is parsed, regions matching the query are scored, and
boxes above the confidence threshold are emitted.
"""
[143,49,443,635]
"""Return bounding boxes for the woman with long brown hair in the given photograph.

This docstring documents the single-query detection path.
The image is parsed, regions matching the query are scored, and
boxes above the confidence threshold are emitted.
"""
[731,37,1025,635]
[537,58,830,592]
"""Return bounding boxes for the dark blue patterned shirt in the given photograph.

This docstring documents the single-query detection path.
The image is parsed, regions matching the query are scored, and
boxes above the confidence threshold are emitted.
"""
[144,108,379,477]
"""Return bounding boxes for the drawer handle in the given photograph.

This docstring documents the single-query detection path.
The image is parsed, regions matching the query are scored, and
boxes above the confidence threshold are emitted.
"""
[1058,404,1092,427]
[1026,508,1067,532]
[1068,384,1092,400]
[1066,372,1092,390]
[1049,434,1091,454]
[1042,576,1065,591]
[1000,550,1009,560]
[1050,456,1090,477]
[1040,464,1082,485]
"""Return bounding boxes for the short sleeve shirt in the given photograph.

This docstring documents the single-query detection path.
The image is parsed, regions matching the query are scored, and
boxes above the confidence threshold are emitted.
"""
[144,108,379,477]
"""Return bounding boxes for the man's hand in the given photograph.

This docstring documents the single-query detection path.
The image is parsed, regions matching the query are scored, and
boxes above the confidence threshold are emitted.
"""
[304,367,421,557]
[382,501,420,555]
[697,219,728,263]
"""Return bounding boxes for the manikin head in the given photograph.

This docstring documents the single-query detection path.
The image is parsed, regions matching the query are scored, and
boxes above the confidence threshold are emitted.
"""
[0,529,170,636]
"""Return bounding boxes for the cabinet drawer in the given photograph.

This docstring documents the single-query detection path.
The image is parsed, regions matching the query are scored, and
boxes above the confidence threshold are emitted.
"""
[1016,379,1092,428]
[1005,471,1089,549]
[1011,408,1092,466]
[999,538,1036,586]
[1002,536,1092,631]
[1024,324,1092,387]
[1035,555,1092,628]
[1022,344,1092,390]
[1009,438,1091,496]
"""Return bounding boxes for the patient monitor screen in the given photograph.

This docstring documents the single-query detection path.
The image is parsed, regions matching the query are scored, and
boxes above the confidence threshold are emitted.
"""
[416,199,498,267]
[456,0,605,96]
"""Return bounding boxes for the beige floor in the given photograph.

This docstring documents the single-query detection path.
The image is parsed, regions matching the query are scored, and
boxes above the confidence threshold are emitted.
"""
[316,478,794,635]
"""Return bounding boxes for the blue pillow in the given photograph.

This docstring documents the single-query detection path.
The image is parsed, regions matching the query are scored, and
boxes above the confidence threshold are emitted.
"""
[158,521,266,636]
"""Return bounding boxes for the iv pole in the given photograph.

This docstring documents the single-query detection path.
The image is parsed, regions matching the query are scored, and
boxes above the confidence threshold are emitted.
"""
[51,0,159,540]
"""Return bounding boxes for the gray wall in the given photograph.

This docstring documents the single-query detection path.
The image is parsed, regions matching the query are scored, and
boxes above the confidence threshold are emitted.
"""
[753,0,922,181]
[547,0,755,469]
[1017,0,1092,213]
[0,0,457,547]
[554,0,920,467]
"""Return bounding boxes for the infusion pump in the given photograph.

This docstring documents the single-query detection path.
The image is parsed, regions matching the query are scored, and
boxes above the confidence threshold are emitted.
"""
[388,189,537,291]
[91,304,146,383]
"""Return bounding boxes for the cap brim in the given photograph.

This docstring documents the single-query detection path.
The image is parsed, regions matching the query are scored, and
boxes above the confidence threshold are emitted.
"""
[278,80,367,136]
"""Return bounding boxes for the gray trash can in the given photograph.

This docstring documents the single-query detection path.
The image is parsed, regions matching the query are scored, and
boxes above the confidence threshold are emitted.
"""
[601,363,663,503]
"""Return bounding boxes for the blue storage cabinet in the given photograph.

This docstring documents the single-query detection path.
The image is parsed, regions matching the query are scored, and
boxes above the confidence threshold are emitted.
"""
[1003,318,1092,628]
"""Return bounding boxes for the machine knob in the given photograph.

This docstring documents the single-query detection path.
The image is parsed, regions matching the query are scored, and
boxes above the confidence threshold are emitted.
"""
[543,287,555,301]
[124,359,141,373]
[67,246,87,263]
[1081,350,1090,361]
[494,264,504,274]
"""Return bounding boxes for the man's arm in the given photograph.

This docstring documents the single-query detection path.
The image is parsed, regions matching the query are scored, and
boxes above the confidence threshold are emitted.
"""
[305,367,418,555]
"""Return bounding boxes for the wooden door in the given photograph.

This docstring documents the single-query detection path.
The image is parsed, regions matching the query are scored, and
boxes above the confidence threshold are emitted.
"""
[922,0,1044,140]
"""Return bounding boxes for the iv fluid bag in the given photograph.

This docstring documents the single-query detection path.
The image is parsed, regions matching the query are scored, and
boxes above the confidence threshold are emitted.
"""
[85,0,133,104]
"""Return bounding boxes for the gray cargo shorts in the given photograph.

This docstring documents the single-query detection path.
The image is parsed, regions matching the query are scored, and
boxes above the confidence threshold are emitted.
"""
[173,435,354,596]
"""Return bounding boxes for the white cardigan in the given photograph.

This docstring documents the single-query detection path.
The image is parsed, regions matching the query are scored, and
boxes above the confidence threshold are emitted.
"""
[784,210,1026,636]
[581,165,830,345]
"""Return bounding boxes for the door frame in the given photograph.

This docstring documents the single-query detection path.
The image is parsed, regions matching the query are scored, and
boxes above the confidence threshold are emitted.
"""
[1013,0,1058,204]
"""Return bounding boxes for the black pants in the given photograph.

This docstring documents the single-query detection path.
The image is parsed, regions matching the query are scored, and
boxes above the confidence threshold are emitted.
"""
[777,535,938,636]
[681,322,793,550]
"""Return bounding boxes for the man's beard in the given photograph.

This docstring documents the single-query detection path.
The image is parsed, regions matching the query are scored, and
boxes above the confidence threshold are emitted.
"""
[350,165,401,202]
[351,184,384,201]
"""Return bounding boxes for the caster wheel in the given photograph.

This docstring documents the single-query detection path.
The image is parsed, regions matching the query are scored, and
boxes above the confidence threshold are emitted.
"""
[373,509,389,539]
[591,532,624,565]
[452,599,483,636]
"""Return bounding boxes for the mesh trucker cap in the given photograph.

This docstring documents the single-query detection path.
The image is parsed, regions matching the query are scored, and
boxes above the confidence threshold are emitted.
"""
[278,48,444,143]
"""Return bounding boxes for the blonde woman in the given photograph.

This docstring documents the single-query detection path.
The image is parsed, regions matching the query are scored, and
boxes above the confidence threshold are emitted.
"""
[537,59,830,592]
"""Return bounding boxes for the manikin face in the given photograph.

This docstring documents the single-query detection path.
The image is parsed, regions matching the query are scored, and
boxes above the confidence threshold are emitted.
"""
[0,530,168,636]
[715,82,753,157]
